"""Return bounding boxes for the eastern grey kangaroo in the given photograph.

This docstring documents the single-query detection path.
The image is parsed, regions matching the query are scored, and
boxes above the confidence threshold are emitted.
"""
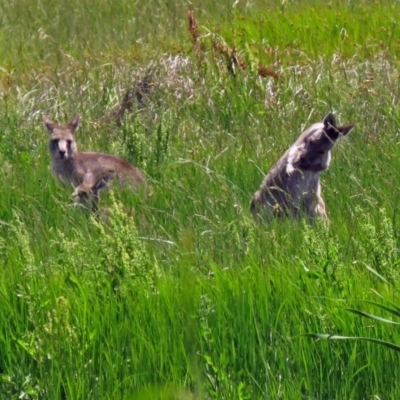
[43,115,146,209]
[250,113,355,224]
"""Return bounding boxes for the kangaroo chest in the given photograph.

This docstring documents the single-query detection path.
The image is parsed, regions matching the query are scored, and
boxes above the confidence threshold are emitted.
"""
[52,159,82,187]
[287,170,321,201]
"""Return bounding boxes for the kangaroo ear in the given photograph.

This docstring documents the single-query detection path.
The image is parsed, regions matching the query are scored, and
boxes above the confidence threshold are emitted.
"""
[92,179,107,196]
[68,115,80,132]
[323,113,341,140]
[323,113,336,128]
[337,124,355,136]
[42,115,55,132]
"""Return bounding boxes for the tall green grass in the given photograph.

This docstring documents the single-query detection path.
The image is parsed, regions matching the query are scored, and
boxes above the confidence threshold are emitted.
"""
[1,0,400,398]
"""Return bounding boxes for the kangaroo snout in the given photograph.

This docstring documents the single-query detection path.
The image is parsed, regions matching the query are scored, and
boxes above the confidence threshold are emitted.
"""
[56,139,72,159]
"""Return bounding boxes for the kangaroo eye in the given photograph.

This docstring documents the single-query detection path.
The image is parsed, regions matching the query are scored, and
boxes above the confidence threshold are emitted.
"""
[53,139,59,144]
[67,140,72,146]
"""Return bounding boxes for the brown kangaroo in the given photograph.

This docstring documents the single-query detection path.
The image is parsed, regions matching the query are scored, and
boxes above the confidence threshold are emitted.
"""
[250,113,355,225]
[43,115,146,209]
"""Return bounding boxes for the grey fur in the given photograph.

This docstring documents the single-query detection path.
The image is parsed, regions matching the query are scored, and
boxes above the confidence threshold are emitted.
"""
[250,113,355,225]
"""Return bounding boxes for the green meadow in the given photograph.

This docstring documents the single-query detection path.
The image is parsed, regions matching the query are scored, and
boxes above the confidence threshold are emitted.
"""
[1,0,400,398]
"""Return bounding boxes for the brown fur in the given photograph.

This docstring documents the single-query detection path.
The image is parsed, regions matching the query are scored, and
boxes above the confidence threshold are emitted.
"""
[250,113,355,225]
[43,115,146,209]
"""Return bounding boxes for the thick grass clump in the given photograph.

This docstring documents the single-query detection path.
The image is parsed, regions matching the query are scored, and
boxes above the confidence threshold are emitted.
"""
[1,0,400,398]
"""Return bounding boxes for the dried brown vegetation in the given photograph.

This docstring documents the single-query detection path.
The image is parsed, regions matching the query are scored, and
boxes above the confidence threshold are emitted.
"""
[189,9,280,80]
[188,10,202,54]
[101,10,280,125]
[102,73,153,126]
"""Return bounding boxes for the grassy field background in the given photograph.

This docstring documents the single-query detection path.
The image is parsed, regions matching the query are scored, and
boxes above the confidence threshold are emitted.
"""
[1,0,400,398]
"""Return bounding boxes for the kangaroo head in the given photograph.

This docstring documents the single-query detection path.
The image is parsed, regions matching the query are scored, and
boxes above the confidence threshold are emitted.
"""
[72,179,108,209]
[294,113,355,172]
[43,115,80,160]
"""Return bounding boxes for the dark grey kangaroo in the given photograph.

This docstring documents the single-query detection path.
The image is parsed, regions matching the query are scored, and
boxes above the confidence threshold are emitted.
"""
[250,113,355,225]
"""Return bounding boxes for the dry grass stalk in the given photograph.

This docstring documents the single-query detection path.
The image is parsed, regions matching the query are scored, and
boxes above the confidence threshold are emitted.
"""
[258,66,282,82]
[212,37,280,81]
[101,74,153,126]
[188,10,202,54]
[211,39,246,76]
